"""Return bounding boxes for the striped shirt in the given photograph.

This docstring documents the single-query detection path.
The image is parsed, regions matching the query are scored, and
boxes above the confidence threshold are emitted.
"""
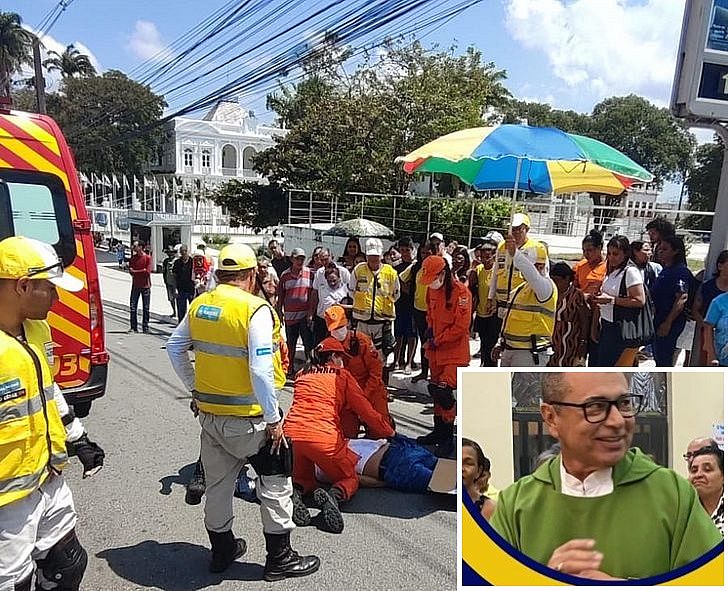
[278,266,313,325]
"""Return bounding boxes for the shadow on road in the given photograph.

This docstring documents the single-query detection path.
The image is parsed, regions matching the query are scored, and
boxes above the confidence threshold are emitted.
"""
[159,462,198,495]
[342,487,456,519]
[96,541,264,590]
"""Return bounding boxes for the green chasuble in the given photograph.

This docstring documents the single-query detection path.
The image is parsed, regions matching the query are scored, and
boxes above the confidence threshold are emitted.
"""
[490,448,722,579]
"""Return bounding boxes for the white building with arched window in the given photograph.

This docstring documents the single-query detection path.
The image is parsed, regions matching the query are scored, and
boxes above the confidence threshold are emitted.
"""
[150,99,285,181]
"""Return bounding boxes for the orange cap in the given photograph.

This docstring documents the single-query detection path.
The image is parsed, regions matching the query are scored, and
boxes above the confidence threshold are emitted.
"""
[419,255,447,285]
[324,305,348,331]
[317,336,351,358]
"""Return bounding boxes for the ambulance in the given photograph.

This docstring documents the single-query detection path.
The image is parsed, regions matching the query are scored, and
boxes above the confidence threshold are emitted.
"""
[0,101,108,416]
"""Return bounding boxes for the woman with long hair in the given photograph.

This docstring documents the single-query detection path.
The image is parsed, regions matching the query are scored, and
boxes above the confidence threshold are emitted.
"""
[451,246,471,284]
[593,235,647,366]
[462,438,495,521]
[339,238,365,271]
[652,235,694,367]
[401,242,431,383]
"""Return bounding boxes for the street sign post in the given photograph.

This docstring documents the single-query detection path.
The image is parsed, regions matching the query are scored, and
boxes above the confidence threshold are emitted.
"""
[672,1,728,365]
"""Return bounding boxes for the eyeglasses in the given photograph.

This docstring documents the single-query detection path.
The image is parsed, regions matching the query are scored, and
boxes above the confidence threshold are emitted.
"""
[546,394,643,424]
[27,261,63,279]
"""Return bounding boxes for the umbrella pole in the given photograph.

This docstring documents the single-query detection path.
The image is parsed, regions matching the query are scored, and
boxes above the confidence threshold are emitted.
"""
[510,156,523,227]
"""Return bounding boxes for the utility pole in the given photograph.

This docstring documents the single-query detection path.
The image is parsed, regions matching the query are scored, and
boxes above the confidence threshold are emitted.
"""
[32,37,46,114]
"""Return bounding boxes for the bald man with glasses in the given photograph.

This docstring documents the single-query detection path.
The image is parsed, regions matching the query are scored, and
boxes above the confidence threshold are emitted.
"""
[489,372,721,581]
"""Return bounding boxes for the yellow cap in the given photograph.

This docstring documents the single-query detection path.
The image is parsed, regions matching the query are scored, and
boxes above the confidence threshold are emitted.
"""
[217,243,257,270]
[0,236,83,292]
[534,242,548,264]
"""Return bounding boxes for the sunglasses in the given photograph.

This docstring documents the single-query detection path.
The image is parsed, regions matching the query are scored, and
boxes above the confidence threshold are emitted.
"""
[27,261,63,279]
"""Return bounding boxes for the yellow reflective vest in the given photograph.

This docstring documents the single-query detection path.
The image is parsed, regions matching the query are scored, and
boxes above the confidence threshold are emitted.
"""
[494,238,547,311]
[189,284,286,417]
[351,263,399,322]
[502,280,557,350]
[475,264,495,318]
[0,320,68,508]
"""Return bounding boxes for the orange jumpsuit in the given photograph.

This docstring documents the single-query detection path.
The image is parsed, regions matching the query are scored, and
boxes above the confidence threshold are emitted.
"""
[284,365,394,500]
[339,330,392,438]
[425,280,472,422]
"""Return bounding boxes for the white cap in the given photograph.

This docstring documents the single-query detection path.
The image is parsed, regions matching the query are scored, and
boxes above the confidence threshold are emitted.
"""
[511,213,531,228]
[429,232,444,241]
[365,238,383,256]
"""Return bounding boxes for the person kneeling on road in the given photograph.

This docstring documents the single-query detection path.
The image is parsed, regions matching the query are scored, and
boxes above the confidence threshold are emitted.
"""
[0,237,105,591]
[166,243,319,582]
[284,338,395,534]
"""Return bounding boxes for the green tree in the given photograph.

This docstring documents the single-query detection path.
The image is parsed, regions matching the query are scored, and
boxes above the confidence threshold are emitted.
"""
[684,140,723,231]
[43,44,96,78]
[210,180,287,232]
[0,12,34,98]
[589,95,695,188]
[256,39,511,195]
[48,70,166,174]
[500,100,591,134]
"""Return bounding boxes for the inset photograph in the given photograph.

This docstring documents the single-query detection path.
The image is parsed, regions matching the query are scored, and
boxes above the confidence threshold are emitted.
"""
[461,370,724,585]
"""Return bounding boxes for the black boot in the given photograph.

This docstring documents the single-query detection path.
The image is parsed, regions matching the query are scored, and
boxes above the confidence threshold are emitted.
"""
[434,420,455,458]
[185,459,206,506]
[14,574,31,591]
[263,531,320,582]
[417,416,444,445]
[292,486,311,527]
[313,487,344,534]
[207,529,246,573]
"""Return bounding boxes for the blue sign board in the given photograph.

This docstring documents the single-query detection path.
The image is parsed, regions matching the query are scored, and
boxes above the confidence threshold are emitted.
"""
[707,0,728,51]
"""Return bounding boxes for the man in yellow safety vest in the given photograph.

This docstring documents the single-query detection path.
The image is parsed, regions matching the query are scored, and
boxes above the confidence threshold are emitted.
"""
[0,236,104,591]
[167,243,320,582]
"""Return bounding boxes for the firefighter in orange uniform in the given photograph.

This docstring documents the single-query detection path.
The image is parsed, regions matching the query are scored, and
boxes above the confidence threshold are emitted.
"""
[323,305,392,438]
[417,256,471,457]
[284,338,395,534]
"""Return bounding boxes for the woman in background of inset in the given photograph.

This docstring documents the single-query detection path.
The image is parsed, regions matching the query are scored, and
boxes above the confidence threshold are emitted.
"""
[462,438,495,521]
[688,443,724,535]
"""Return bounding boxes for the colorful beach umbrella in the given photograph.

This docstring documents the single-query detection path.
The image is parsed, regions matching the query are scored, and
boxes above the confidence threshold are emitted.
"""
[397,125,654,196]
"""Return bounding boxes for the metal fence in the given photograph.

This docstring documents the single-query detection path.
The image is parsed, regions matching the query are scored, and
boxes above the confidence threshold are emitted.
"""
[287,189,715,248]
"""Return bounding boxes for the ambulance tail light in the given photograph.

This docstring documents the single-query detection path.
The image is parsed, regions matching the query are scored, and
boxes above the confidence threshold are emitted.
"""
[88,285,109,365]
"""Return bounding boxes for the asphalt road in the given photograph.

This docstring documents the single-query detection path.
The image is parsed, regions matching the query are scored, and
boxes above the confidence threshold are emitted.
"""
[64,308,456,591]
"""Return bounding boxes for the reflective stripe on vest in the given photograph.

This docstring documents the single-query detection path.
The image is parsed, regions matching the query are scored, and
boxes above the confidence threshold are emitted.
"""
[502,282,557,350]
[191,340,280,358]
[193,390,259,407]
[507,302,556,316]
[0,453,68,495]
[0,384,54,422]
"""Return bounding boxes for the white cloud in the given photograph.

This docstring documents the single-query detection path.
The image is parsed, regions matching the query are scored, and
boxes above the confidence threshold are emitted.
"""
[126,20,169,61]
[504,0,684,105]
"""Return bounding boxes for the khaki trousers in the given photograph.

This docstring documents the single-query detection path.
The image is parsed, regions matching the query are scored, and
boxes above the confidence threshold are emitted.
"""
[199,412,294,534]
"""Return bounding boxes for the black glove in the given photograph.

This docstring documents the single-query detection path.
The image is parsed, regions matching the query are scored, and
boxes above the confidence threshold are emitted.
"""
[67,434,105,478]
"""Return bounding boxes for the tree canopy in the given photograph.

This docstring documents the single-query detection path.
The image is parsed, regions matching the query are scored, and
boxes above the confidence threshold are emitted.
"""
[210,180,287,231]
[0,11,34,97]
[46,71,166,174]
[255,39,511,195]
[502,94,695,188]
[43,44,96,78]
[684,139,722,231]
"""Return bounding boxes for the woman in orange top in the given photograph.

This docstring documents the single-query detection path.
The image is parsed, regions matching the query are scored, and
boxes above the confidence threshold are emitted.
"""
[284,338,394,534]
[323,304,392,438]
[418,256,472,457]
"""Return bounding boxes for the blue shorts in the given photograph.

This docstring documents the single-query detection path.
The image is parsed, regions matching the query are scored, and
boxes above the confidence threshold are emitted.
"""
[379,435,437,492]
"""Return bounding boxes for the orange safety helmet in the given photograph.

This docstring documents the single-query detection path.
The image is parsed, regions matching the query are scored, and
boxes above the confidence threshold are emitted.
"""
[324,304,348,331]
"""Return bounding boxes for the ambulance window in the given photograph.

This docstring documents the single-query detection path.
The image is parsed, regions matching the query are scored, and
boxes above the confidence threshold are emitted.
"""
[0,170,76,266]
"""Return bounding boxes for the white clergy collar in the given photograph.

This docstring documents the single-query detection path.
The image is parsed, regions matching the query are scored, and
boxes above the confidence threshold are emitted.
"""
[559,458,614,497]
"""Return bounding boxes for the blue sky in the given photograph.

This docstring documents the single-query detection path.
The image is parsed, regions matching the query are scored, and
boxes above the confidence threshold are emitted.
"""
[7,0,693,198]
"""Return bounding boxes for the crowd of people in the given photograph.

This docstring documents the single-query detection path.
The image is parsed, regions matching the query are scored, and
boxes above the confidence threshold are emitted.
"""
[465,214,728,367]
[464,372,724,581]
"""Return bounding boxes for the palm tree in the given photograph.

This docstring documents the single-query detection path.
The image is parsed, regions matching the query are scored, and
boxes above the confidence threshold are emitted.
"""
[0,12,34,98]
[43,44,96,78]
